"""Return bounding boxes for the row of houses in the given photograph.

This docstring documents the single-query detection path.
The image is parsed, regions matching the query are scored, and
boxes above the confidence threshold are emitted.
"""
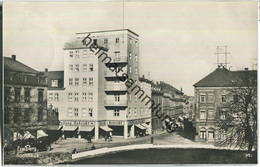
[4,29,188,143]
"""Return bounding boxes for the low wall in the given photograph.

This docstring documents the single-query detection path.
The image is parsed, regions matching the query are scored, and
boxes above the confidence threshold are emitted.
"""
[72,144,153,159]
[71,143,241,160]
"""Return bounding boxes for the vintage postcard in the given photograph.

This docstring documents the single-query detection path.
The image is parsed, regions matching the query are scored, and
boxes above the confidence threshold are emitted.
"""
[2,0,258,165]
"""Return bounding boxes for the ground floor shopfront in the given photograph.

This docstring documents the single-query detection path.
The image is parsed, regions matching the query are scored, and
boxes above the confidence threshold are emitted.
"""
[57,118,151,140]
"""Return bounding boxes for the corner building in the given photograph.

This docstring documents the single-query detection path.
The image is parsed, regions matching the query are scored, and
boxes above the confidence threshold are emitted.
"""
[48,29,151,140]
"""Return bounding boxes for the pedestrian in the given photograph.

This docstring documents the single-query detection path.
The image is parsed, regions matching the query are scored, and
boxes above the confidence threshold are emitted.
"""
[89,135,92,143]
[72,148,77,154]
[91,144,96,150]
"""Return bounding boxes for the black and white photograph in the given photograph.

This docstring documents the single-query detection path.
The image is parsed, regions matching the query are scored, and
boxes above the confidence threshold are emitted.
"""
[2,0,258,165]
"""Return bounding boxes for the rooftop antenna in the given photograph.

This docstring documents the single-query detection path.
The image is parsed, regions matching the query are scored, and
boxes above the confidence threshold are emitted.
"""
[214,45,230,68]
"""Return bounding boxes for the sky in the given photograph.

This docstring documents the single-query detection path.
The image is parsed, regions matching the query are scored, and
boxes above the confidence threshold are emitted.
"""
[4,0,257,95]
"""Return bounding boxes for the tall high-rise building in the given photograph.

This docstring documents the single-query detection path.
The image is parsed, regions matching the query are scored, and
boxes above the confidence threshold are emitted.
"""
[47,29,151,140]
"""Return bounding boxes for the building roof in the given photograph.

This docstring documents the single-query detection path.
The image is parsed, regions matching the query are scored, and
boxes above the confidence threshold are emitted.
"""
[193,67,257,87]
[76,29,139,37]
[44,71,64,90]
[159,81,183,95]
[64,29,139,50]
[4,57,39,74]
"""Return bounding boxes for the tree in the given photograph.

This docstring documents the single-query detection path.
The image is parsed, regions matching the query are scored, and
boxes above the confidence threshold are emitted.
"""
[216,71,257,155]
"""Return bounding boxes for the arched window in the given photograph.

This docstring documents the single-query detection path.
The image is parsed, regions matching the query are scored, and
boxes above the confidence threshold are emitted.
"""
[200,127,206,140]
[208,128,215,140]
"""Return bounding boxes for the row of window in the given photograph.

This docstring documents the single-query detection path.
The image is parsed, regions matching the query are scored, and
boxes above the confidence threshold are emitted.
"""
[128,108,150,117]
[68,92,93,102]
[68,78,93,86]
[68,107,93,117]
[199,110,226,120]
[199,128,215,140]
[49,93,59,101]
[48,92,94,102]
[5,87,44,103]
[69,64,94,72]
[4,107,44,124]
[67,108,122,117]
[199,94,238,103]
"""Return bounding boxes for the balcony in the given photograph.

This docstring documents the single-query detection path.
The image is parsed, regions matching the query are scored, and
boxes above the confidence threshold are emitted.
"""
[104,69,126,78]
[104,83,127,92]
[105,57,128,64]
[104,100,127,107]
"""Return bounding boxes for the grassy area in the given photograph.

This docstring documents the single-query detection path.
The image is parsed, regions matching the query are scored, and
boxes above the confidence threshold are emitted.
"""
[68,148,257,164]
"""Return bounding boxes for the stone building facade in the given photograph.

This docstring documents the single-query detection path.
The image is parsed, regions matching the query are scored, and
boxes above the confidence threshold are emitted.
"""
[151,81,186,133]
[47,29,152,140]
[4,55,48,144]
[193,66,257,143]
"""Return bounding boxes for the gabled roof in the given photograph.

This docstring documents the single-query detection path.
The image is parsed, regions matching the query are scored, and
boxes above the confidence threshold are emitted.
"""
[4,57,39,74]
[194,67,257,87]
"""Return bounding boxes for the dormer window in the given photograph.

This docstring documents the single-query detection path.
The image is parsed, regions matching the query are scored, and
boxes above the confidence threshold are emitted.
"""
[51,80,58,87]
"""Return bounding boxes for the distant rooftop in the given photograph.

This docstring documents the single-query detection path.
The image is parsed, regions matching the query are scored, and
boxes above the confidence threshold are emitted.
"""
[44,70,64,90]
[76,29,139,37]
[4,55,39,74]
[194,66,257,87]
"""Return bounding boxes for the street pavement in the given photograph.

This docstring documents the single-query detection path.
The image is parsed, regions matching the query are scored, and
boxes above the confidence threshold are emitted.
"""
[49,132,201,154]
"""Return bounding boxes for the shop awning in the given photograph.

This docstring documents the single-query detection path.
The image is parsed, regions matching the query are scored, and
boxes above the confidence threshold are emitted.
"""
[48,125,63,130]
[47,125,59,130]
[141,123,150,128]
[100,125,113,132]
[23,131,35,139]
[13,132,23,141]
[135,124,146,130]
[79,126,94,132]
[37,130,48,139]
[63,126,78,131]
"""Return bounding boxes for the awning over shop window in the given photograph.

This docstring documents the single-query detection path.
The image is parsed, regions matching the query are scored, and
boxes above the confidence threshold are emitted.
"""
[79,126,94,132]
[13,132,23,141]
[48,125,63,131]
[135,124,146,130]
[141,123,150,128]
[100,125,113,132]
[47,125,59,130]
[23,131,35,139]
[63,126,78,131]
[37,130,48,139]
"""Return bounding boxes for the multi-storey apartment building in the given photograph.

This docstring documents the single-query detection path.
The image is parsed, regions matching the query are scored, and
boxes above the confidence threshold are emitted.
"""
[47,29,151,140]
[151,81,186,133]
[151,81,164,133]
[193,66,257,143]
[4,55,48,145]
[44,70,64,132]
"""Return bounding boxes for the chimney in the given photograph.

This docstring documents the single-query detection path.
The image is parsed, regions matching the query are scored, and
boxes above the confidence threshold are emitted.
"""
[11,55,16,61]
[45,68,48,72]
[244,67,249,71]
[142,75,145,79]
